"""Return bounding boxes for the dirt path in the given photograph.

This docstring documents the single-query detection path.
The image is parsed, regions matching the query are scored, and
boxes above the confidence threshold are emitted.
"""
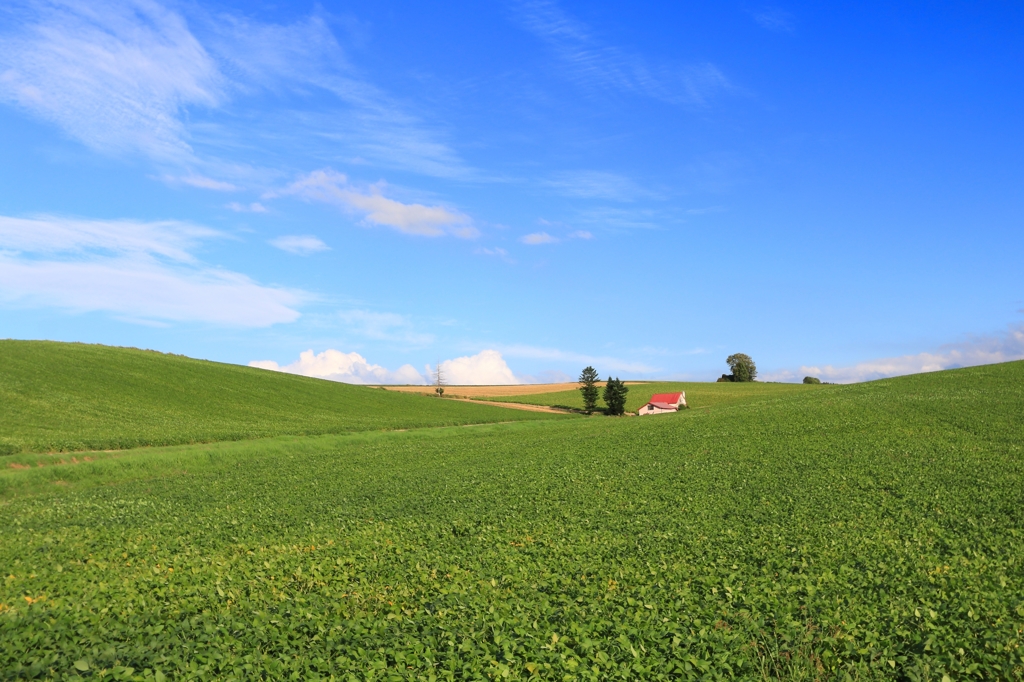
[449,398,573,414]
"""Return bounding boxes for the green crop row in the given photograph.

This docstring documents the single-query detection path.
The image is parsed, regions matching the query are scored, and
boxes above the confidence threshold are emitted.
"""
[2,362,1022,680]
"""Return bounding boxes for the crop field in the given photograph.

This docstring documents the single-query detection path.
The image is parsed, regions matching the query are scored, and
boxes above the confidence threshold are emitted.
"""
[483,380,821,414]
[0,341,563,454]
[2,360,1023,680]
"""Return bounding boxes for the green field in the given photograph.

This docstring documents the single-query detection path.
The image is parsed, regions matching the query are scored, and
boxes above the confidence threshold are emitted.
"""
[2,348,1023,680]
[482,380,822,414]
[0,340,563,454]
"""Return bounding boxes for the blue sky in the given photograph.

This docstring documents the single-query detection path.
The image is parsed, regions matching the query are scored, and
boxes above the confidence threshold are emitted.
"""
[1,0,1022,384]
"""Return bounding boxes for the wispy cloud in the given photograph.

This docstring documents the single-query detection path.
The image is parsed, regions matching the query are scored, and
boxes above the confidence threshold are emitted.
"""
[762,325,1024,383]
[514,0,731,106]
[167,174,238,191]
[751,8,795,33]
[475,246,515,263]
[226,201,267,213]
[568,230,592,240]
[521,231,557,245]
[0,214,304,326]
[496,343,656,374]
[251,349,425,385]
[275,169,476,238]
[0,1,471,181]
[269,235,329,255]
[0,0,222,164]
[337,309,434,345]
[545,170,656,201]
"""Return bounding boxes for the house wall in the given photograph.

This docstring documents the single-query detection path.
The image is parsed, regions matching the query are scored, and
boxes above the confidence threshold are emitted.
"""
[638,404,677,416]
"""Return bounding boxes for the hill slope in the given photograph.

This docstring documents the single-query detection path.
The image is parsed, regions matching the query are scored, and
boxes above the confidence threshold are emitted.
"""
[0,340,564,453]
[1,361,1022,678]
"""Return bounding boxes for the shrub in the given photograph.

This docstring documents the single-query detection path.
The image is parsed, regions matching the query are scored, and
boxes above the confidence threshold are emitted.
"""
[803,376,822,384]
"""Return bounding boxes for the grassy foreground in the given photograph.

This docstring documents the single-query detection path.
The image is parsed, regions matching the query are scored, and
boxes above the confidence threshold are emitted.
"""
[482,380,822,413]
[2,362,1023,679]
[0,341,563,454]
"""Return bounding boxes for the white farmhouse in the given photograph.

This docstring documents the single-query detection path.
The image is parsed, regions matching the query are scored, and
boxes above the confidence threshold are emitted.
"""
[638,391,687,415]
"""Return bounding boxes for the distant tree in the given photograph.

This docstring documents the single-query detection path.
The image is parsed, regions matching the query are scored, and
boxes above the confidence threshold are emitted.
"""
[603,376,629,415]
[726,353,757,382]
[803,376,822,384]
[716,374,733,383]
[433,361,446,397]
[578,366,600,413]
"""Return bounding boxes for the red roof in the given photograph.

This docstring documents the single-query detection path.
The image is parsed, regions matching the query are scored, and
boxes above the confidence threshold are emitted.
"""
[648,392,683,405]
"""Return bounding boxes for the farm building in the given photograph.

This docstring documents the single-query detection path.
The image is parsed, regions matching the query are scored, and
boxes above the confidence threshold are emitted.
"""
[638,391,687,415]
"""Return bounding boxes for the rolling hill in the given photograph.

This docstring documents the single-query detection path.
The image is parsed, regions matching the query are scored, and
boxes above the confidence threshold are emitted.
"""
[0,340,564,453]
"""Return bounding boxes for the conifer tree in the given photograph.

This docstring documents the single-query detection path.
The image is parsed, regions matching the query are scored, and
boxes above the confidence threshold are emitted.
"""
[578,366,599,413]
[603,376,629,415]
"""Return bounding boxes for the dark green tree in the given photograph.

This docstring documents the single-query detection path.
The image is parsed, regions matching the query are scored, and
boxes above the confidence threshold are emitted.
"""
[726,353,757,382]
[578,366,600,413]
[803,376,821,384]
[603,376,629,415]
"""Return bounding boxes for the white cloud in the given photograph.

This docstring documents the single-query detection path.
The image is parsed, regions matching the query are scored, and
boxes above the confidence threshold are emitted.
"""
[250,349,425,385]
[521,232,557,245]
[761,325,1024,384]
[0,0,223,164]
[430,350,519,385]
[0,214,304,326]
[276,169,476,238]
[269,235,329,255]
[568,230,592,240]
[515,0,731,106]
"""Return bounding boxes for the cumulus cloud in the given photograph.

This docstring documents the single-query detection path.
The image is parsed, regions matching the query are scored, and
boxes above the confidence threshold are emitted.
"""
[429,350,520,385]
[762,325,1024,384]
[275,169,475,238]
[269,235,329,255]
[0,214,304,326]
[251,349,425,385]
[521,232,557,245]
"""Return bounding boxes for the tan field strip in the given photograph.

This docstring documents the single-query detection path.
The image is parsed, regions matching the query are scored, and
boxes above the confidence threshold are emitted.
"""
[372,381,649,399]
